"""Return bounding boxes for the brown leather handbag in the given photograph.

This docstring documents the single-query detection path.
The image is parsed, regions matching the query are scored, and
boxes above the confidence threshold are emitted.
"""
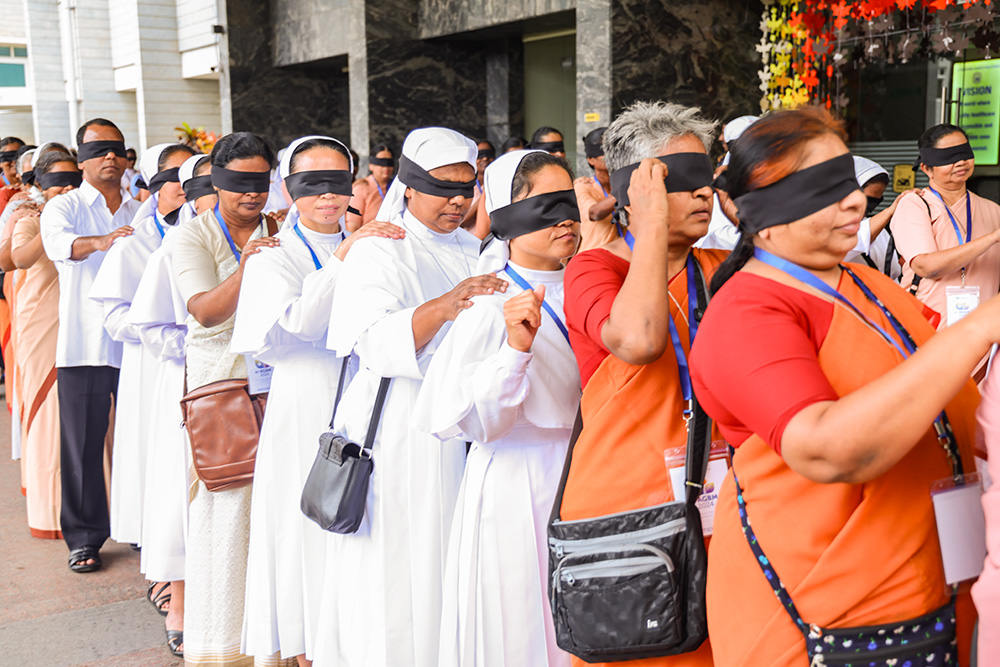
[181,378,266,492]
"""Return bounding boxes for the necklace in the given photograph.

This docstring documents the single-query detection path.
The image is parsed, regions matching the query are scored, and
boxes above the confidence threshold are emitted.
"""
[407,218,475,283]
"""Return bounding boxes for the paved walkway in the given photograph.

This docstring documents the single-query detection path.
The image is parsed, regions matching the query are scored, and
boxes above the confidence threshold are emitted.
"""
[0,395,180,665]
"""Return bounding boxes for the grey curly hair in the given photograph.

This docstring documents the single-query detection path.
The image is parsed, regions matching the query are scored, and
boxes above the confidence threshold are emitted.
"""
[603,101,718,173]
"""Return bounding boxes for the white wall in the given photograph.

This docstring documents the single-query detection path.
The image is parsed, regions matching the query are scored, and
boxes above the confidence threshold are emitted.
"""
[24,0,72,145]
[0,109,35,143]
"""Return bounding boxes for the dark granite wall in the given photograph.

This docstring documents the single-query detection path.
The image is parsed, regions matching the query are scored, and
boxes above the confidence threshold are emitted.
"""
[486,38,525,146]
[611,0,763,124]
[227,0,351,151]
[419,0,575,39]
[364,0,488,152]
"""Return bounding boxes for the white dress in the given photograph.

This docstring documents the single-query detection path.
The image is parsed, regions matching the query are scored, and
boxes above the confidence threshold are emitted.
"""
[130,233,190,582]
[89,200,172,545]
[414,263,579,667]
[313,209,479,667]
[230,223,345,661]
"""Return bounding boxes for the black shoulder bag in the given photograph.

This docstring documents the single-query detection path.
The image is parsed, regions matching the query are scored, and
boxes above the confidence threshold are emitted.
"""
[300,359,391,535]
[546,263,713,661]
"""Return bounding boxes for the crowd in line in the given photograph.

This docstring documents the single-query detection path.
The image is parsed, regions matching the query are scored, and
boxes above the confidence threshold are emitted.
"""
[2,98,1000,667]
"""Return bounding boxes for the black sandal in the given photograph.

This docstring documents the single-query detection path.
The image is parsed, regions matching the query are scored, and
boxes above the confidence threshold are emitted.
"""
[147,581,171,616]
[166,629,183,657]
[68,546,101,573]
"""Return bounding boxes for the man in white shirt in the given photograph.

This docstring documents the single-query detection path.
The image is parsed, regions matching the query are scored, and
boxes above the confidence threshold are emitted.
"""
[40,118,139,573]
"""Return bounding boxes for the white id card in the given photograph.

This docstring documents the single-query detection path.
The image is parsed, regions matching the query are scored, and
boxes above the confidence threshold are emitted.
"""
[945,285,979,326]
[665,441,730,536]
[244,355,273,395]
[931,474,986,586]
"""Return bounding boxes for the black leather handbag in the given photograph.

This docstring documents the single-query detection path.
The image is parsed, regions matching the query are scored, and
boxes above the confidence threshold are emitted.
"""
[300,360,390,535]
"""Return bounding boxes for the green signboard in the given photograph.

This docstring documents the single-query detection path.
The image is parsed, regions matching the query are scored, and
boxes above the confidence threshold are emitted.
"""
[953,60,1000,166]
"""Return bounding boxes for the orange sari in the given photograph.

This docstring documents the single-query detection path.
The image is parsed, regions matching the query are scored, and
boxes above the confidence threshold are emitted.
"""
[559,248,727,667]
[706,267,979,666]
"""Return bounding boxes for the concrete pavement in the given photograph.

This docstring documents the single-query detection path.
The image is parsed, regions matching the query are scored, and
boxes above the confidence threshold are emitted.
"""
[0,396,181,665]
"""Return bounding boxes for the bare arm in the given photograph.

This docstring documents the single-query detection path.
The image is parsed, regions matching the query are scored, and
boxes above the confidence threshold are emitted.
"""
[600,160,671,365]
[69,226,133,261]
[909,228,1000,280]
[11,233,44,269]
[867,195,899,242]
[186,236,278,328]
[590,196,616,221]
[781,294,1000,484]
[411,274,509,351]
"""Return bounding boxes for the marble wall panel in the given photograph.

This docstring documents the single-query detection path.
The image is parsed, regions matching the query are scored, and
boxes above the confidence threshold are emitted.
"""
[271,0,351,67]
[576,0,611,174]
[227,0,351,150]
[365,0,488,151]
[611,0,763,128]
[486,38,525,146]
[419,0,574,39]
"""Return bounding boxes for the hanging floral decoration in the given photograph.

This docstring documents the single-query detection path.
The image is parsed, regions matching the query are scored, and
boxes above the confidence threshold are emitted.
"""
[759,0,1000,112]
[175,122,218,154]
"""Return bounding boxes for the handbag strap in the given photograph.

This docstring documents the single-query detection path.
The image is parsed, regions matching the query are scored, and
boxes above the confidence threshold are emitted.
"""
[549,255,714,522]
[360,377,391,457]
[328,357,350,429]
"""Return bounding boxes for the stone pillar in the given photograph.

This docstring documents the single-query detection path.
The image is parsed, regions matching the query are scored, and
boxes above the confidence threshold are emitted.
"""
[347,0,370,167]
[24,0,73,145]
[486,38,524,149]
[576,0,612,174]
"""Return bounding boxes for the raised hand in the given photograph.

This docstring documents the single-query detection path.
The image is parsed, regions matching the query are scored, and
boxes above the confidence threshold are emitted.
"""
[503,285,544,352]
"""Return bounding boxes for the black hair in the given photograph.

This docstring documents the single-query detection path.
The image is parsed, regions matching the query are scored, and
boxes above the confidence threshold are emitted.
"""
[157,144,197,171]
[510,152,574,202]
[916,124,971,169]
[193,155,212,177]
[501,136,527,152]
[530,126,563,145]
[583,127,605,149]
[861,173,890,190]
[15,145,36,159]
[210,132,275,169]
[0,136,24,150]
[370,143,393,158]
[289,138,351,173]
[39,142,70,156]
[126,147,137,158]
[35,150,78,178]
[75,119,122,147]
[477,139,495,151]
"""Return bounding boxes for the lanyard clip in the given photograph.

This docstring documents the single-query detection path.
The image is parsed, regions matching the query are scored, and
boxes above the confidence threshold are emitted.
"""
[961,268,967,288]
[683,400,693,433]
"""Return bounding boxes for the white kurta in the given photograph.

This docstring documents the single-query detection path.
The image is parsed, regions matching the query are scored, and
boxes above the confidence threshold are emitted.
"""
[130,233,190,582]
[313,210,479,667]
[413,263,579,667]
[230,223,345,661]
[89,199,172,545]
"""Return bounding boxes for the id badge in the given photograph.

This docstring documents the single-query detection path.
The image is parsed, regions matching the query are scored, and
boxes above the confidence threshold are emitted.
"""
[945,285,979,326]
[244,355,273,395]
[931,473,986,585]
[665,441,730,536]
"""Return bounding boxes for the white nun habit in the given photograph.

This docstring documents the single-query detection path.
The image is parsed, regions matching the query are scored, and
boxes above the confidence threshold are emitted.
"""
[413,150,579,667]
[313,127,480,667]
[229,135,352,661]
[845,156,901,280]
[89,143,183,545]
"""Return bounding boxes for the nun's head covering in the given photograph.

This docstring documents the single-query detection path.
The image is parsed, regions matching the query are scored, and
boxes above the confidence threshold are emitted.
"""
[178,153,208,225]
[16,149,35,177]
[723,116,760,144]
[32,142,60,168]
[278,135,354,230]
[139,143,175,191]
[376,127,477,222]
[853,155,889,188]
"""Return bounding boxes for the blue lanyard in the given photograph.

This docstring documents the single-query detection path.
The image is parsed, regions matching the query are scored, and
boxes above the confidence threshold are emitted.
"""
[753,247,962,475]
[616,221,699,418]
[593,175,608,198]
[214,203,243,261]
[152,214,165,239]
[928,188,972,246]
[375,178,384,199]
[293,223,322,270]
[502,263,571,346]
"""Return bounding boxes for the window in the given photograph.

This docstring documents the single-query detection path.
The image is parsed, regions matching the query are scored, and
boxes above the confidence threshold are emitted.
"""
[13,47,26,58]
[0,47,11,58]
[0,63,25,87]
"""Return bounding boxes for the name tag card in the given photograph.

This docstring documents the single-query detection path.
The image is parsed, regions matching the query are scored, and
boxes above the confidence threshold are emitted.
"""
[946,285,979,326]
[931,474,986,586]
[665,441,730,536]
[244,355,273,395]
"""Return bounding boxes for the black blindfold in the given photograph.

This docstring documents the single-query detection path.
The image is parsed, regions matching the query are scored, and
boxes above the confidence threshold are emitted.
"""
[489,189,580,240]
[211,165,271,194]
[147,167,180,195]
[477,148,496,161]
[0,150,17,163]
[284,169,354,201]
[369,156,394,168]
[40,170,83,190]
[610,153,714,209]
[918,142,975,168]
[21,170,34,186]
[77,140,127,163]
[734,153,860,234]
[183,175,215,202]
[532,141,565,154]
[585,142,604,158]
[398,156,476,199]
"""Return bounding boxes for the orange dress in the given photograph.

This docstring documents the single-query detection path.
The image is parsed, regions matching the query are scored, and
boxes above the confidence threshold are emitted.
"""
[560,247,727,667]
[691,266,979,666]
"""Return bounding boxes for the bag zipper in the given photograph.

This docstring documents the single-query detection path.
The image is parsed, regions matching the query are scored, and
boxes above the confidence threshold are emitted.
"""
[555,544,675,592]
[550,518,685,558]
[552,500,683,526]
[809,630,954,665]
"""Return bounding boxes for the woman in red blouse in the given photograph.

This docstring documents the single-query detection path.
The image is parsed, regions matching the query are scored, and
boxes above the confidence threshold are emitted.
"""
[689,107,992,666]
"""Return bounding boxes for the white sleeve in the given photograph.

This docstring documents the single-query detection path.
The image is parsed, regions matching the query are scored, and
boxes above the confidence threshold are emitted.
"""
[39,196,81,264]
[137,323,186,361]
[273,258,342,343]
[102,302,141,343]
[850,217,872,255]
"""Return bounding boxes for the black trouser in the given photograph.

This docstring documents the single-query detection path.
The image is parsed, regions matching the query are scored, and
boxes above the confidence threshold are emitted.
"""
[58,365,119,551]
